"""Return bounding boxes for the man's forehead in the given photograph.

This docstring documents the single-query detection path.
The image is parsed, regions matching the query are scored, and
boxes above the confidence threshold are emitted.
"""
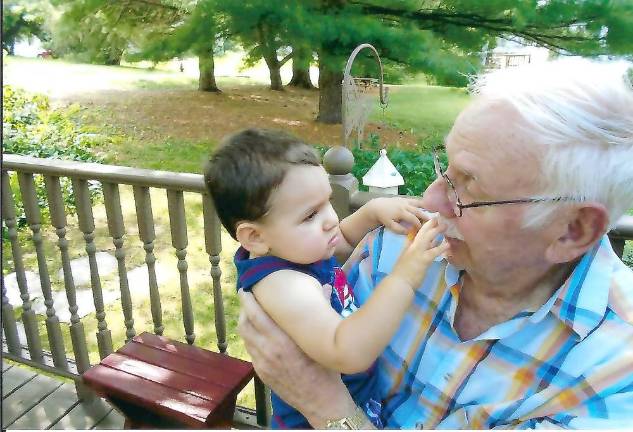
[446,99,533,157]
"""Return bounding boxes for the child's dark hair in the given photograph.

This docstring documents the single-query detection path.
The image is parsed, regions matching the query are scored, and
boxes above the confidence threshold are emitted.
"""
[204,128,321,239]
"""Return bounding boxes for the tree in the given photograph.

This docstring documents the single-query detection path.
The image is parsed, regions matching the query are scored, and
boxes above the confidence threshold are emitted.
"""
[2,1,49,55]
[134,1,224,92]
[282,0,633,123]
[50,0,184,66]
[51,0,225,92]
[218,1,298,91]
[288,45,315,89]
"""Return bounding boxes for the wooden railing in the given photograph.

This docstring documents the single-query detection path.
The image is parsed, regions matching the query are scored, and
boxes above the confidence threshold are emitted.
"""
[1,154,269,428]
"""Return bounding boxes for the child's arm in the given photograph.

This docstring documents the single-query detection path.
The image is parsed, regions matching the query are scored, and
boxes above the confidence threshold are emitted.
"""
[253,218,448,375]
[335,197,429,263]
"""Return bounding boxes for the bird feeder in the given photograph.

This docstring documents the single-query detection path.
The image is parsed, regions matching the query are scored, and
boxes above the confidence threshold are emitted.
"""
[362,149,404,195]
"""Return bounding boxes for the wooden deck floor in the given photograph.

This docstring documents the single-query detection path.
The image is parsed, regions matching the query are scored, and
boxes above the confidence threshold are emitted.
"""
[2,360,125,430]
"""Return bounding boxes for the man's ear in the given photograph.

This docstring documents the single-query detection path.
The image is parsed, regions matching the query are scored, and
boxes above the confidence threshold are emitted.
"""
[236,222,270,256]
[545,204,608,264]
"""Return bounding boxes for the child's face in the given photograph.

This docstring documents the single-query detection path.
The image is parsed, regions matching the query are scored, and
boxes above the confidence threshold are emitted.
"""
[257,164,340,264]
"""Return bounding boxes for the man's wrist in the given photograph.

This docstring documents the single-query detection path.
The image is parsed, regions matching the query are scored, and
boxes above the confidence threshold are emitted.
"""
[324,404,376,430]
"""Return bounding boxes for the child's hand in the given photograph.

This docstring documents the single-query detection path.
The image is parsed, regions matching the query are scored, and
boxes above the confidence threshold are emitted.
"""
[368,197,432,235]
[391,218,449,291]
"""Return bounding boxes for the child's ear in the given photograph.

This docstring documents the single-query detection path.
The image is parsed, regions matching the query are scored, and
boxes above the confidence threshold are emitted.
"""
[236,222,270,256]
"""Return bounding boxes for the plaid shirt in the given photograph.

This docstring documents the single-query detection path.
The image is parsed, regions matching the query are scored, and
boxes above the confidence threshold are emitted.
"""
[345,228,633,429]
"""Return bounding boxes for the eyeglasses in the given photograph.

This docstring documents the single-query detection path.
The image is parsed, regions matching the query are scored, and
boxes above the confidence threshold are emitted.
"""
[432,148,584,217]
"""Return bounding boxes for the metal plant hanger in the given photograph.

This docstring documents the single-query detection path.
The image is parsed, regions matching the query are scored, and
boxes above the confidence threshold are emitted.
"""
[342,43,389,149]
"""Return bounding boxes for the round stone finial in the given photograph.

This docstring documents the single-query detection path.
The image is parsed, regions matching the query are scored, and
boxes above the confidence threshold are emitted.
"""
[323,146,354,175]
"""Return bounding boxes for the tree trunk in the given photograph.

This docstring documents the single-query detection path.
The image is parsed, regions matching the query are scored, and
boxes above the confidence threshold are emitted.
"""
[316,64,343,124]
[288,50,314,89]
[103,47,123,65]
[198,52,220,92]
[263,55,283,91]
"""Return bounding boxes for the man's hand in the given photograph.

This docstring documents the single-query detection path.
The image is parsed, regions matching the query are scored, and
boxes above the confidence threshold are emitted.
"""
[237,289,358,428]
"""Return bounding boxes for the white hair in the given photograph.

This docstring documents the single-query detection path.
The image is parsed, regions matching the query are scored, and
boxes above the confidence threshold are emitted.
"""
[470,58,633,230]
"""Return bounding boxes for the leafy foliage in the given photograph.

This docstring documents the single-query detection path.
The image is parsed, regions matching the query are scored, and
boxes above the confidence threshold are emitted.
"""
[317,134,447,197]
[2,0,50,55]
[2,85,105,229]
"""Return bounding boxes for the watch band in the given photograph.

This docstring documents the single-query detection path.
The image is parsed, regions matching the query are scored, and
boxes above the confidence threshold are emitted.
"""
[325,405,373,430]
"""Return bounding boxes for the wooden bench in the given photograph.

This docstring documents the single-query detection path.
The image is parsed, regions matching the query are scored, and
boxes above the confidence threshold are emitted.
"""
[82,332,254,429]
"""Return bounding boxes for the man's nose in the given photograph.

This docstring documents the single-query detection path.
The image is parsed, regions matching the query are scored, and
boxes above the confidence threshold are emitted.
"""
[421,178,456,218]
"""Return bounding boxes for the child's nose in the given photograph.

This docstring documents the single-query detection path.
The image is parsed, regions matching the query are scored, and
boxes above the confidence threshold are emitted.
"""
[323,204,339,231]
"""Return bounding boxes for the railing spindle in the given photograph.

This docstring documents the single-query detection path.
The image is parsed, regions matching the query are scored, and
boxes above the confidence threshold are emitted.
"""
[102,182,135,342]
[10,173,47,364]
[203,194,227,353]
[14,172,69,368]
[1,274,22,355]
[44,176,92,378]
[73,178,113,358]
[167,190,195,345]
[254,375,272,427]
[133,186,164,336]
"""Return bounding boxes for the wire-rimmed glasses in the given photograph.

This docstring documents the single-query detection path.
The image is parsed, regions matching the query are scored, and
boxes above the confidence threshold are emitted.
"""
[432,148,584,217]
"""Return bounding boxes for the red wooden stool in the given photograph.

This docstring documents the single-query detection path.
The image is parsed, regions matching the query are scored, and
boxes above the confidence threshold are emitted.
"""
[83,332,254,429]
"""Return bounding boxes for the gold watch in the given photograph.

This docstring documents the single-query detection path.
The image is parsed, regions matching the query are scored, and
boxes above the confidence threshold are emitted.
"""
[325,405,372,430]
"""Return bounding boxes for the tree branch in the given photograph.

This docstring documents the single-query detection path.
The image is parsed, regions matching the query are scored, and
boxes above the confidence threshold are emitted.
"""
[279,50,293,67]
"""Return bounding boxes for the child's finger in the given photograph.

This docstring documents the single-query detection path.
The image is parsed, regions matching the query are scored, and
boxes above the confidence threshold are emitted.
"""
[387,220,408,234]
[409,205,434,222]
[412,221,445,247]
[427,240,450,257]
[399,209,423,229]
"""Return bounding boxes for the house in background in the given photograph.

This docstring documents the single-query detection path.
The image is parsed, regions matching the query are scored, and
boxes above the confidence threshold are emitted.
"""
[483,39,551,70]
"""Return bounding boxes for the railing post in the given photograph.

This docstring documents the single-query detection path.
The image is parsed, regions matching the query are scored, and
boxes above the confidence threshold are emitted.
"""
[14,172,68,369]
[13,173,47,364]
[202,194,227,353]
[73,178,114,359]
[254,375,272,428]
[167,190,195,345]
[133,186,164,336]
[323,146,357,219]
[1,172,32,358]
[1,276,21,355]
[44,175,93,401]
[103,182,136,342]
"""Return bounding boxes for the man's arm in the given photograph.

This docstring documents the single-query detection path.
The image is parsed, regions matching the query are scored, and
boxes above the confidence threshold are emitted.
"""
[237,289,375,429]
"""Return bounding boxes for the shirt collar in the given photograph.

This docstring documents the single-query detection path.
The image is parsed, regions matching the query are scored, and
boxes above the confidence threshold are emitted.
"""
[443,235,617,341]
[545,235,615,340]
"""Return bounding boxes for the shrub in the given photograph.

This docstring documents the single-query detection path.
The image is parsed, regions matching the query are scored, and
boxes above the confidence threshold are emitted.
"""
[2,85,104,231]
[317,134,445,197]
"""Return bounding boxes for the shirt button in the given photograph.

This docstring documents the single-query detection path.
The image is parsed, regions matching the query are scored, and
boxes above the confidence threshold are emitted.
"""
[444,373,453,380]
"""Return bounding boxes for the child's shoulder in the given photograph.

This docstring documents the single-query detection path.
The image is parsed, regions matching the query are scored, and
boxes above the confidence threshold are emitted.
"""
[253,268,322,294]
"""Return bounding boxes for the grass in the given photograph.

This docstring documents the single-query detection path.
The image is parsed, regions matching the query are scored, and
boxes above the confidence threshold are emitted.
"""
[371,84,471,150]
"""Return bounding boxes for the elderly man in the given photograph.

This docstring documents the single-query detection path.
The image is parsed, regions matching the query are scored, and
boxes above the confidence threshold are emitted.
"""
[238,58,633,429]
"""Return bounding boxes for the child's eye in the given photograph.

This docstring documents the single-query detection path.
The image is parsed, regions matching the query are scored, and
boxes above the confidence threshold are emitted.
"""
[304,210,318,222]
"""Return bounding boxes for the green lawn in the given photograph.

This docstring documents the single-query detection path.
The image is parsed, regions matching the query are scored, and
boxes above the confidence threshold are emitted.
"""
[372,84,471,150]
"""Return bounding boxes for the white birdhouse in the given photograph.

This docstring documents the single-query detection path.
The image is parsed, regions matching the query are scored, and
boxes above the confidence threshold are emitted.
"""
[362,149,404,195]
